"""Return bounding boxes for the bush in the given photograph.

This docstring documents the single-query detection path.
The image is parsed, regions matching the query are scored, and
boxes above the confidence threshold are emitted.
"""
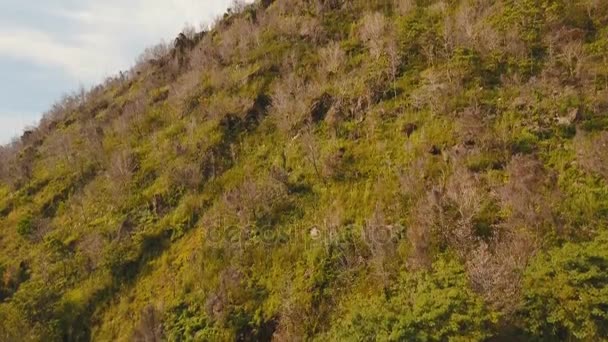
[521,233,608,340]
[327,258,497,341]
[17,215,34,237]
[163,302,221,341]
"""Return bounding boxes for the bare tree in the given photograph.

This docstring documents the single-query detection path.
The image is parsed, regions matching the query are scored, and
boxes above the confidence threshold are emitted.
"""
[107,150,137,189]
[394,0,416,15]
[135,41,171,70]
[38,129,82,175]
[222,176,289,227]
[217,16,257,62]
[561,41,585,81]
[407,189,436,270]
[170,161,203,190]
[499,155,557,229]
[302,132,323,182]
[230,0,247,14]
[181,23,197,41]
[0,146,16,186]
[364,204,396,287]
[575,131,608,180]
[466,230,537,313]
[270,74,310,134]
[386,39,400,98]
[452,2,474,48]
[319,42,345,75]
[116,96,146,139]
[359,12,387,59]
[77,233,105,272]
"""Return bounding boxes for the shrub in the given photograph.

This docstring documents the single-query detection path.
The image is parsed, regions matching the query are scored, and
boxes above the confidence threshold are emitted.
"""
[17,215,34,237]
[10,279,63,339]
[221,176,290,228]
[163,302,225,341]
[521,233,608,340]
[327,257,496,341]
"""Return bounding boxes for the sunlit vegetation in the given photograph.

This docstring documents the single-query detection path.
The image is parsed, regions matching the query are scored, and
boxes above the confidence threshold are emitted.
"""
[1,0,608,340]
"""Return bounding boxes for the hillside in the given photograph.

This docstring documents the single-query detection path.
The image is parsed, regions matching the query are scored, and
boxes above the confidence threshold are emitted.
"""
[1,0,608,340]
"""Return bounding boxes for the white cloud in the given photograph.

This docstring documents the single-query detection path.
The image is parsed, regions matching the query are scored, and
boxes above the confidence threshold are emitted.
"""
[0,28,117,81]
[0,0,252,144]
[0,0,239,84]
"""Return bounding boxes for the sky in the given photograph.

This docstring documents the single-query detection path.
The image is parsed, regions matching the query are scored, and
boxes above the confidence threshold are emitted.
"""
[0,0,240,145]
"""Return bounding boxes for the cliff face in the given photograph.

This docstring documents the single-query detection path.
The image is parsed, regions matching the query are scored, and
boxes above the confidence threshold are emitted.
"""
[1,0,608,340]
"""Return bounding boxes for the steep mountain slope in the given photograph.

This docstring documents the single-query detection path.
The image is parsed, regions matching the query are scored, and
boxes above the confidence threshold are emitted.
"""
[1,0,608,340]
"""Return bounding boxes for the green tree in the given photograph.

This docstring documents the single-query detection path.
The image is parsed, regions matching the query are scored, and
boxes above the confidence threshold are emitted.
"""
[521,233,608,340]
[327,258,497,341]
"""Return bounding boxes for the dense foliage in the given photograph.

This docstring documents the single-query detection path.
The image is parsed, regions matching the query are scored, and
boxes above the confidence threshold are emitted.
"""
[1,0,608,340]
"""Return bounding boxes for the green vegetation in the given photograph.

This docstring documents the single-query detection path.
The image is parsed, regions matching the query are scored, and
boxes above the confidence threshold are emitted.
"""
[325,257,496,341]
[522,233,608,340]
[1,0,608,340]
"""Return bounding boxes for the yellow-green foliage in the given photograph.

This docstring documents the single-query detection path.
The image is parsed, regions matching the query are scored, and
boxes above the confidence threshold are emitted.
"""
[324,257,497,341]
[1,0,608,340]
[523,233,608,340]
